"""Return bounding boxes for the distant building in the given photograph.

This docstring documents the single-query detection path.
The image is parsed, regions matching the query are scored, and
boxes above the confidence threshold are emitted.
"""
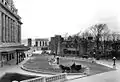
[0,0,29,67]
[49,35,94,57]
[35,38,49,50]
[27,38,32,47]
[49,35,64,54]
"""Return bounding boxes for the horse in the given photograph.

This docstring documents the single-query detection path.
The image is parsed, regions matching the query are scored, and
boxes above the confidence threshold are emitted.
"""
[70,63,82,72]
[59,65,70,73]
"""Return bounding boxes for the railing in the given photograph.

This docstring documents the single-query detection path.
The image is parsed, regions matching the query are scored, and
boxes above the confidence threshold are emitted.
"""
[20,77,45,82]
[20,73,67,82]
[45,73,67,82]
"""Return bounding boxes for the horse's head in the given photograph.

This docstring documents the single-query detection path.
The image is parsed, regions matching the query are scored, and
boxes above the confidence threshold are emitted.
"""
[59,65,65,69]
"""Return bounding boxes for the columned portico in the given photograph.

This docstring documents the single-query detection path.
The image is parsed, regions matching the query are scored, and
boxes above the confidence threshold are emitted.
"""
[0,0,29,67]
[35,39,49,50]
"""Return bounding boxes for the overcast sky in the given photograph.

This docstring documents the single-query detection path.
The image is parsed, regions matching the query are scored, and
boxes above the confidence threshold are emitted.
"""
[13,0,120,39]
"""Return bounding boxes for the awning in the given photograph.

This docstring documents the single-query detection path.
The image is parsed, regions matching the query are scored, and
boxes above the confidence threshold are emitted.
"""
[0,45,30,53]
[15,46,30,51]
[0,48,16,52]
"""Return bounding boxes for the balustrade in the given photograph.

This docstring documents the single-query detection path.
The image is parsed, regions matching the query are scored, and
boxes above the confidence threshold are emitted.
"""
[20,73,67,82]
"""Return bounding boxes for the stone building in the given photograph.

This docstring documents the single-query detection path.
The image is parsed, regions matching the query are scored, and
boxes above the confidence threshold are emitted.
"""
[27,38,32,47]
[0,0,29,67]
[35,38,49,50]
[49,35,95,57]
[49,35,64,55]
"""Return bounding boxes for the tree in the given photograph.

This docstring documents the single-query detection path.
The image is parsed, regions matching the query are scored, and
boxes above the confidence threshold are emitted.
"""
[73,35,80,56]
[90,24,108,57]
[81,31,92,54]
[101,28,110,55]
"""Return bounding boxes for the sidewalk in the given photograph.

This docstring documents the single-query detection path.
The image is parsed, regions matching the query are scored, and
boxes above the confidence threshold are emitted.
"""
[68,59,120,82]
[68,69,120,82]
[96,59,120,69]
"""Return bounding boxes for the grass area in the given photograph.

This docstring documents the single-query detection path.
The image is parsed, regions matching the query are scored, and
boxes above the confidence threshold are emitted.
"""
[23,54,114,75]
[0,73,38,82]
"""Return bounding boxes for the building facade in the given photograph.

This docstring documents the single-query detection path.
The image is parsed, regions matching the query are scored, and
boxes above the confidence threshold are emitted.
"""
[49,35,95,57]
[35,38,49,50]
[0,0,29,67]
[49,35,64,55]
[27,38,32,47]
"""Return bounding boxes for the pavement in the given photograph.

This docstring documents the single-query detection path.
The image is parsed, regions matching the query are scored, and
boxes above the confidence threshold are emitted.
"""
[1,57,120,82]
[68,59,120,82]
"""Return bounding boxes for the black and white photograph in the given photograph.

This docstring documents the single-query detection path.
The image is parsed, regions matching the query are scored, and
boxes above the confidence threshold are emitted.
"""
[0,0,120,82]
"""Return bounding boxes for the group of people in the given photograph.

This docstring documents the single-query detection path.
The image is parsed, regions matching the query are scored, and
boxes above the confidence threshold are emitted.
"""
[48,56,59,65]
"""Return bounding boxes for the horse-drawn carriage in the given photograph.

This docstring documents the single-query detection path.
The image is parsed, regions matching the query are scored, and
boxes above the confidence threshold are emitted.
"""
[59,62,82,73]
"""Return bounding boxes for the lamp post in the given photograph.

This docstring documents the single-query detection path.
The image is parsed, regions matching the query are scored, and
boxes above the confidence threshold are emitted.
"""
[113,57,116,66]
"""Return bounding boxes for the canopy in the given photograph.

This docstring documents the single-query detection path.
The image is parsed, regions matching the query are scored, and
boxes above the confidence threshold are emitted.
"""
[0,45,30,53]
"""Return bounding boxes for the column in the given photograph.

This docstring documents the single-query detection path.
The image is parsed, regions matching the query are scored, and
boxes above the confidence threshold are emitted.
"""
[6,16,8,42]
[11,20,12,42]
[19,53,21,63]
[42,41,44,47]
[8,17,10,42]
[43,41,45,47]
[18,24,21,43]
[44,41,45,46]
[14,22,17,43]
[45,41,47,46]
[17,24,19,43]
[11,20,14,42]
[40,41,41,47]
[13,21,15,42]
[47,41,49,46]
[0,12,2,43]
[41,41,43,47]
[0,53,2,67]
[3,14,6,42]
[10,19,12,42]
[20,52,22,62]
[14,22,18,43]
[37,41,39,47]
[8,18,11,42]
[16,52,18,64]
[18,52,19,63]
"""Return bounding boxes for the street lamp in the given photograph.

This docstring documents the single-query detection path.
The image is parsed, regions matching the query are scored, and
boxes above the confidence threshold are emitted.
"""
[113,57,116,66]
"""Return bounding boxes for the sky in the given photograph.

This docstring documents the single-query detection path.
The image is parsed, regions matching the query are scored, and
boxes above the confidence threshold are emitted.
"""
[13,0,120,39]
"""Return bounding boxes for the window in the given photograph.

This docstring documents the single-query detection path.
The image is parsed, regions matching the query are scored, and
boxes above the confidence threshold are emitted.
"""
[5,2,7,5]
[2,0,4,3]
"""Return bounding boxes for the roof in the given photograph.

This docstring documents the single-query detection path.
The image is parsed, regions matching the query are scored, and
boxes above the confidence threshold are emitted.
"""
[0,45,30,53]
[35,38,49,41]
[0,48,16,52]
